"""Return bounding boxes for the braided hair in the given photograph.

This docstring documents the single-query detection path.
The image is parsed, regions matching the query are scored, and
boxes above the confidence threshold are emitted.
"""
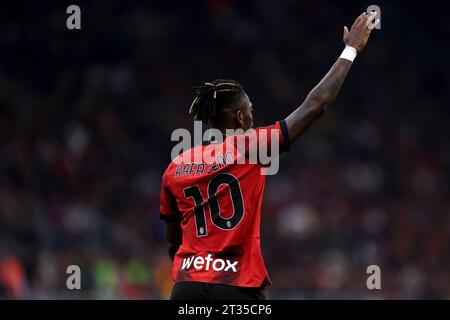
[188,79,245,124]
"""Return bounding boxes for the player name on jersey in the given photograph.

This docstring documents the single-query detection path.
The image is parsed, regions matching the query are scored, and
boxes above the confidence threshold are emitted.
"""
[174,151,235,178]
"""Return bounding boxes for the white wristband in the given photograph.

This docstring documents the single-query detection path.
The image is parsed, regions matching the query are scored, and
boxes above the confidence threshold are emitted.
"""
[340,45,357,62]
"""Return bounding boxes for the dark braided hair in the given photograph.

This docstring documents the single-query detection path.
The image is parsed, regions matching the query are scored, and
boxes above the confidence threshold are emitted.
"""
[189,79,245,124]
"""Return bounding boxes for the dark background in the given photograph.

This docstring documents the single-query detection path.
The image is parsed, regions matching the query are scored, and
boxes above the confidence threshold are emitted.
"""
[0,1,449,299]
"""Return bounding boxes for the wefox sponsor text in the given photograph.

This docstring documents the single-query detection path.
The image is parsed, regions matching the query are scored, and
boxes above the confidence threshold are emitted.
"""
[181,253,238,272]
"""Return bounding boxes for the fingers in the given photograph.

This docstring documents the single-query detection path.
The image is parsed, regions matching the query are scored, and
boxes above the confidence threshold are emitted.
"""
[360,12,372,27]
[351,11,379,32]
[351,12,369,30]
[351,12,366,28]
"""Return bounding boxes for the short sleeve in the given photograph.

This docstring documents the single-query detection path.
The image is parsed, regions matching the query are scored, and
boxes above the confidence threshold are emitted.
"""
[159,171,179,222]
[228,120,289,169]
[254,120,290,154]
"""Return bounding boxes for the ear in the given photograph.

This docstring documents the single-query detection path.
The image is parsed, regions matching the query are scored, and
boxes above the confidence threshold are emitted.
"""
[236,110,244,127]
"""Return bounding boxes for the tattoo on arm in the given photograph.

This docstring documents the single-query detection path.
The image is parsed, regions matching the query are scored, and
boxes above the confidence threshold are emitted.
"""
[285,58,353,143]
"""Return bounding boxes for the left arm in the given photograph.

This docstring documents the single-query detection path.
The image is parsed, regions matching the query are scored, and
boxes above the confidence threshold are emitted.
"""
[166,221,182,261]
[285,11,378,143]
[285,58,353,142]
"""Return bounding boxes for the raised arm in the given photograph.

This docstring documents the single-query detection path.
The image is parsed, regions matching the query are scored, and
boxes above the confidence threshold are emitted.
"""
[285,11,379,143]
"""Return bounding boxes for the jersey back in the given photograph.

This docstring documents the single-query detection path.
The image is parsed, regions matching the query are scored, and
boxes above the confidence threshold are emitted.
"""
[160,120,289,287]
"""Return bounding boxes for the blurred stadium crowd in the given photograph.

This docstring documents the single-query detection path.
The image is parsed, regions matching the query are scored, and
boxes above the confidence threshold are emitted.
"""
[0,1,449,299]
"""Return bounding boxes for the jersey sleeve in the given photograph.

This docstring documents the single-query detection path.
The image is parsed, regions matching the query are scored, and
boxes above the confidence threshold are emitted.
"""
[254,119,290,154]
[159,170,179,222]
[231,120,290,166]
